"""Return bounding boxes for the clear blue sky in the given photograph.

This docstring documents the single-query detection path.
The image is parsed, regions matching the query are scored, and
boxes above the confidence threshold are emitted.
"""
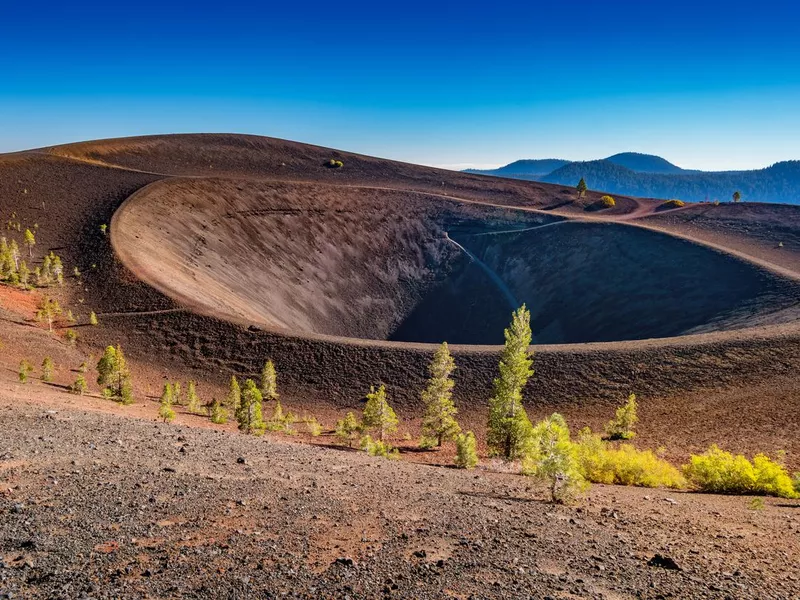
[2,1,799,170]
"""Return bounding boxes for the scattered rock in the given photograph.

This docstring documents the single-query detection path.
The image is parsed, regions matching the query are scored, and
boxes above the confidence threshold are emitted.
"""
[647,554,682,571]
[335,557,355,567]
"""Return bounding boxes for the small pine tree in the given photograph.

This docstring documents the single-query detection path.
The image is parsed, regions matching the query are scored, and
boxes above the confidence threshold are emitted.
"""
[261,359,279,401]
[97,346,117,388]
[455,431,479,469]
[71,374,88,395]
[159,383,176,423]
[237,379,266,435]
[335,412,360,447]
[576,177,588,198]
[23,228,35,258]
[209,398,228,424]
[96,345,132,403]
[9,240,19,270]
[305,416,323,437]
[487,305,535,460]
[522,413,587,503]
[89,311,98,326]
[100,224,107,235]
[267,399,287,431]
[186,380,202,414]
[173,381,183,405]
[606,393,638,440]
[733,191,741,203]
[18,360,33,383]
[17,261,30,288]
[64,329,77,345]
[226,375,241,411]
[36,296,62,332]
[361,384,399,442]
[420,342,461,448]
[78,361,88,373]
[41,357,54,382]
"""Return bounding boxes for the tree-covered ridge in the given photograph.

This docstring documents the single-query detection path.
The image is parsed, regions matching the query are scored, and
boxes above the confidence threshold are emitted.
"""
[467,156,800,204]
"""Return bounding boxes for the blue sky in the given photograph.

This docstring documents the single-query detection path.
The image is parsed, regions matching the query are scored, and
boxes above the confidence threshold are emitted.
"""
[2,1,799,170]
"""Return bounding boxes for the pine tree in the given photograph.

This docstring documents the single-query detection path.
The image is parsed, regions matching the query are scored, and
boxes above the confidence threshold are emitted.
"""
[97,346,117,388]
[487,305,535,460]
[605,393,638,440]
[89,311,98,326]
[576,178,588,198]
[173,381,182,405]
[237,379,265,435]
[362,384,399,442]
[261,360,279,401]
[71,374,88,395]
[521,413,586,503]
[35,296,62,332]
[226,376,241,411]
[41,357,54,382]
[18,360,33,383]
[23,228,35,258]
[420,342,460,448]
[96,345,132,403]
[209,398,228,424]
[9,240,19,270]
[455,431,479,469]
[335,412,360,447]
[17,261,30,288]
[186,380,201,414]
[159,383,176,422]
[267,400,287,431]
[733,191,742,203]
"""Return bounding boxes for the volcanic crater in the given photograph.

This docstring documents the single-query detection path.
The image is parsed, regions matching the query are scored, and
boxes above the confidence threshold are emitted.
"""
[113,175,800,347]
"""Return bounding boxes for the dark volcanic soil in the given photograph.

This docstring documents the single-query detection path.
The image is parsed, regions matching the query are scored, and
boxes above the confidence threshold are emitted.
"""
[2,397,799,600]
[2,134,800,599]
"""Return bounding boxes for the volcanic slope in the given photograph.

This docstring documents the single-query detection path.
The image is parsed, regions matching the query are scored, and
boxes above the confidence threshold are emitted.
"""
[1,133,800,410]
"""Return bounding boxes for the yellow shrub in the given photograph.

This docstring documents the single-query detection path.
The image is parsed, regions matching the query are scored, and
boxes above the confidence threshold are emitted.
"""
[682,445,798,498]
[661,199,685,209]
[575,429,685,489]
[599,195,616,208]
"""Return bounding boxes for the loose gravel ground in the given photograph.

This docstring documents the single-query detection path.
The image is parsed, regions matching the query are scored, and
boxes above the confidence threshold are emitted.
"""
[1,399,798,599]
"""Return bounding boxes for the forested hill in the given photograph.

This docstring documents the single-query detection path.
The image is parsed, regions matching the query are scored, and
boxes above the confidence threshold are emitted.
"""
[464,158,569,177]
[466,155,800,204]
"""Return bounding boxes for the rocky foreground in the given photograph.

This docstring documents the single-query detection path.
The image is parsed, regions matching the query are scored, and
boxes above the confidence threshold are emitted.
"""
[1,400,798,599]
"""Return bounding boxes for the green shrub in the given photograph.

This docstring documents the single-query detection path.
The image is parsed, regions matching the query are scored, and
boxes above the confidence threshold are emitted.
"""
[360,435,399,459]
[326,159,344,169]
[793,472,800,495]
[606,393,638,440]
[455,431,478,469]
[575,429,685,488]
[64,329,77,345]
[661,199,685,209]
[682,445,798,498]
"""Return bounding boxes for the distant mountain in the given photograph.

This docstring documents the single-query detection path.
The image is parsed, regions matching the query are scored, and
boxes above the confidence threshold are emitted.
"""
[464,153,800,204]
[604,152,688,174]
[465,158,569,177]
